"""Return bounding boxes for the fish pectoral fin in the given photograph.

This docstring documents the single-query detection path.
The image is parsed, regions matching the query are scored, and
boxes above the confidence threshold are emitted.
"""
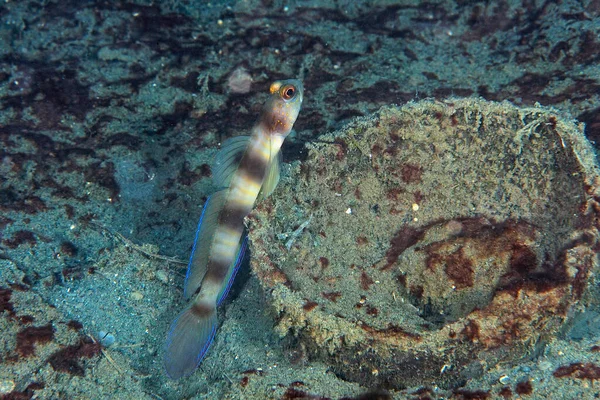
[257,146,281,201]
[212,135,251,187]
[184,190,228,300]
[163,303,217,380]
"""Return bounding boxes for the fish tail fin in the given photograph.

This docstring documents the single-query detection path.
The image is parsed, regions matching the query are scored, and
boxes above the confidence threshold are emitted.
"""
[163,302,217,379]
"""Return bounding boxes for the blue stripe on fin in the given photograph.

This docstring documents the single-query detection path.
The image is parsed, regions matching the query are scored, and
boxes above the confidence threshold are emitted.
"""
[217,234,248,306]
[183,198,209,294]
[163,304,217,379]
[184,190,228,300]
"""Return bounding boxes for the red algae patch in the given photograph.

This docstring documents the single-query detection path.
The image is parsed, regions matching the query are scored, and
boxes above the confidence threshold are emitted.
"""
[16,323,55,357]
[248,99,600,389]
[553,362,600,381]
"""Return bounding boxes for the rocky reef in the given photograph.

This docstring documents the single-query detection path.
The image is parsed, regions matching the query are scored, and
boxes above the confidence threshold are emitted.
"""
[249,98,600,390]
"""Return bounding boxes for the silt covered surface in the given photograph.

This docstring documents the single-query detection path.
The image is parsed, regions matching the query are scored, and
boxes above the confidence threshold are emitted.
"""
[249,98,600,390]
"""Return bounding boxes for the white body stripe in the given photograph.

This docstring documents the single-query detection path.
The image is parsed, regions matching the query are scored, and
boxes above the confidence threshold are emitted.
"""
[229,173,263,207]
[211,227,241,262]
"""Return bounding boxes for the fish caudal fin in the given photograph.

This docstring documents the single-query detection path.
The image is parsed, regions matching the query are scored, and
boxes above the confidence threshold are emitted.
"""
[163,303,217,379]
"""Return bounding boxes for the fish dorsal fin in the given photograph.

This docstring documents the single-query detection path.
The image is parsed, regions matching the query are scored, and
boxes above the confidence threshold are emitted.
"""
[212,136,251,188]
[257,150,281,201]
[183,189,228,300]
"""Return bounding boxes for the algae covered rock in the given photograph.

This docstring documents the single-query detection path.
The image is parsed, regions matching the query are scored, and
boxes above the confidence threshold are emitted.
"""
[248,98,600,389]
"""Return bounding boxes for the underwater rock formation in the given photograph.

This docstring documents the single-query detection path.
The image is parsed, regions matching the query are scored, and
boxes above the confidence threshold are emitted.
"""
[248,98,600,389]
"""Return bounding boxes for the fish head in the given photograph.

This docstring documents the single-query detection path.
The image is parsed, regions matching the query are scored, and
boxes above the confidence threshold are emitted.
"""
[260,79,304,137]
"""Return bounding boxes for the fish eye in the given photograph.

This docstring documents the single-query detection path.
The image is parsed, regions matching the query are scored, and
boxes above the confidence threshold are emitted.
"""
[281,85,296,100]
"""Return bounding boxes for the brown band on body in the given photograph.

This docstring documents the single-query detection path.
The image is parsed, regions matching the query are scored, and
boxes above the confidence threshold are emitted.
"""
[240,149,269,183]
[191,302,215,317]
[205,257,234,282]
[219,205,249,231]
[259,109,288,135]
